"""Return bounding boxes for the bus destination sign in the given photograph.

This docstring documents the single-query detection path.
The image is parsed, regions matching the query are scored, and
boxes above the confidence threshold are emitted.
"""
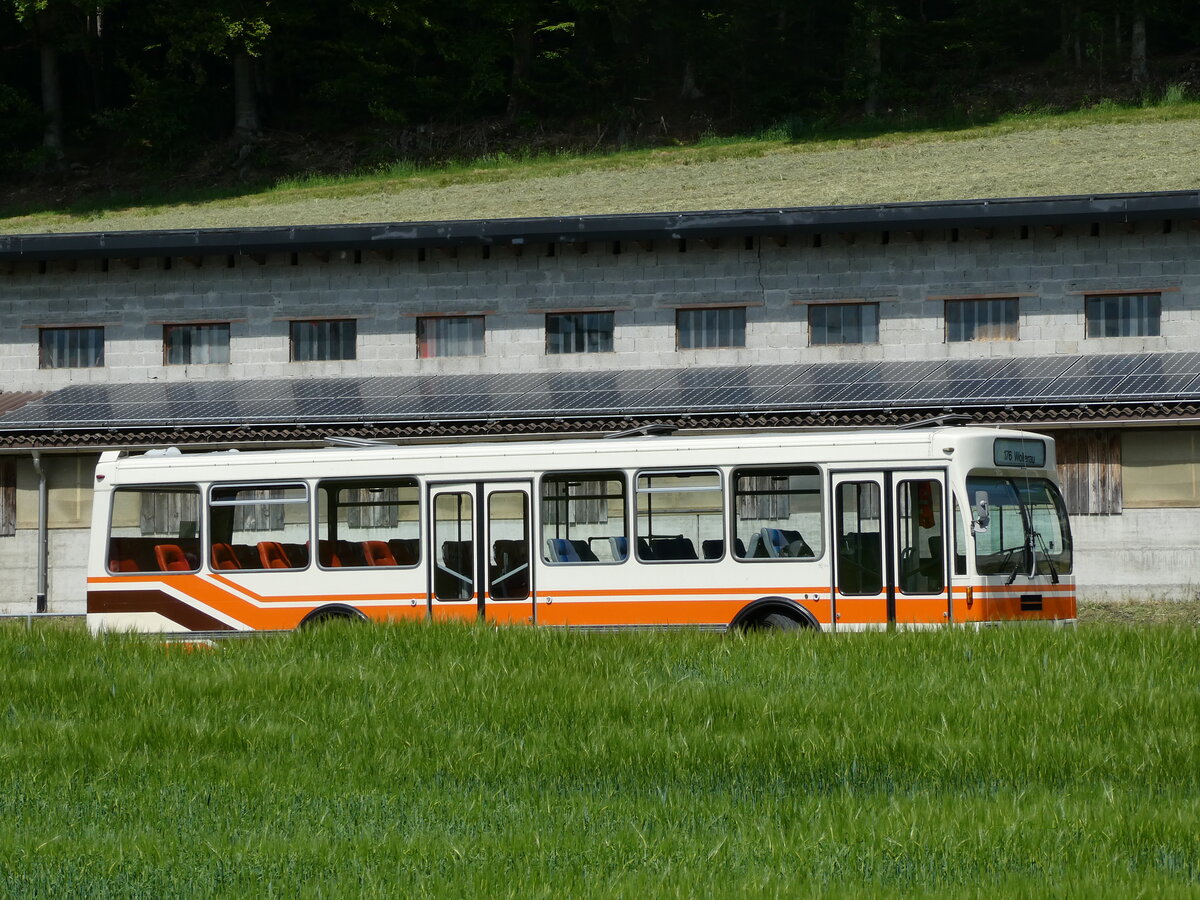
[993,438,1046,468]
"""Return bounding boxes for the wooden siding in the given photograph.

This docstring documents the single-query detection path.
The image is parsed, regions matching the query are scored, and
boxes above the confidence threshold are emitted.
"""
[1053,429,1122,516]
[0,459,14,537]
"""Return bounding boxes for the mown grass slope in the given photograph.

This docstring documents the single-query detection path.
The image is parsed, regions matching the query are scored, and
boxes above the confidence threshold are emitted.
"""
[3,100,1199,235]
[0,623,1196,897]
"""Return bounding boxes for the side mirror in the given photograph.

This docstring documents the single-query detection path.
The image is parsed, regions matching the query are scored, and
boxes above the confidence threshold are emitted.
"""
[973,491,990,533]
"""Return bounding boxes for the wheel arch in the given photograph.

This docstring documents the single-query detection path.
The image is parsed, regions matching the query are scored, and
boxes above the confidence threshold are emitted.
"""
[297,603,369,628]
[730,596,820,631]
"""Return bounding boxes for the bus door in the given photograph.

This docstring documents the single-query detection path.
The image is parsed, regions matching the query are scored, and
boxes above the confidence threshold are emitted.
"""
[831,473,889,628]
[891,472,951,625]
[831,471,951,628]
[427,482,534,624]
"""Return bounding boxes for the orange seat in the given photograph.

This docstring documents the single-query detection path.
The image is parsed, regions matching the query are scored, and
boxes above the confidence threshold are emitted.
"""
[257,541,292,569]
[109,557,140,573]
[210,542,241,570]
[154,544,192,572]
[362,540,398,567]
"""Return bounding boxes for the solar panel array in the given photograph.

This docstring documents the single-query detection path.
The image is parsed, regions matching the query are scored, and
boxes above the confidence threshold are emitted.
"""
[5,351,1200,431]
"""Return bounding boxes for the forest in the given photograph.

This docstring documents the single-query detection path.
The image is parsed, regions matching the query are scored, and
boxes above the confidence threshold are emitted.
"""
[2,1,1199,185]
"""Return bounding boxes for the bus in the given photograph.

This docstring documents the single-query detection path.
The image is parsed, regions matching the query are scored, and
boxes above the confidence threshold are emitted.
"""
[86,426,1075,635]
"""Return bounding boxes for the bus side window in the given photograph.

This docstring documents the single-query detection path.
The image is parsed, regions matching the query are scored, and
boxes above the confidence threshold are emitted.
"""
[635,470,722,563]
[316,477,421,569]
[540,471,627,564]
[732,467,822,561]
[108,486,201,574]
[209,484,310,571]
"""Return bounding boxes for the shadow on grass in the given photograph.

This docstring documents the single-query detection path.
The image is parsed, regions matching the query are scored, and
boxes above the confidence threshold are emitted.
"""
[0,177,280,225]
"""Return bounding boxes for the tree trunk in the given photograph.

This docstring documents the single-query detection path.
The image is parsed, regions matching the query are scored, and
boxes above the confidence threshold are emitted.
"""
[39,37,65,162]
[1131,5,1148,85]
[679,60,702,100]
[233,51,261,138]
[864,31,882,117]
[506,17,534,121]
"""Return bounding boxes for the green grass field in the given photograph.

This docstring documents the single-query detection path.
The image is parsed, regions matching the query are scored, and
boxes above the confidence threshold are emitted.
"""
[0,623,1196,897]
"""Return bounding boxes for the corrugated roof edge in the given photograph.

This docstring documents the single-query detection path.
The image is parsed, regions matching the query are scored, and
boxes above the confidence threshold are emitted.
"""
[0,400,1192,451]
[2,190,1198,262]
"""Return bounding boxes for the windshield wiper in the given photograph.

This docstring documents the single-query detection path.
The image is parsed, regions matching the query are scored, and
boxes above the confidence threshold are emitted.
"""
[1031,530,1060,584]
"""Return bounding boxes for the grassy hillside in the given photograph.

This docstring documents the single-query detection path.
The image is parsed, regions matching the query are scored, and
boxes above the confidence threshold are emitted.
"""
[0,623,1196,896]
[3,100,1199,236]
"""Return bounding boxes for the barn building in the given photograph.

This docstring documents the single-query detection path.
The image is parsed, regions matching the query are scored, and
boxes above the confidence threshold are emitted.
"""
[1,189,1198,613]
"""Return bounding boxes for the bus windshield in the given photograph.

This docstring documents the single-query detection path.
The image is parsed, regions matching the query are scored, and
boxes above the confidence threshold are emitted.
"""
[967,475,1072,577]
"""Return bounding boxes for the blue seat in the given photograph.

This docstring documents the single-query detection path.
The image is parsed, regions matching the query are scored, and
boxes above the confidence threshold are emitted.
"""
[546,538,581,562]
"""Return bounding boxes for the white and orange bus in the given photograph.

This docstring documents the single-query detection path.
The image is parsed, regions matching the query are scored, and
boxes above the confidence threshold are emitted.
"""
[86,426,1075,635]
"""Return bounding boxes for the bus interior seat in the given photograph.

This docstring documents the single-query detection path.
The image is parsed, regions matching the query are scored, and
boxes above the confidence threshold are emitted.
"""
[648,535,697,561]
[210,542,241,570]
[281,543,308,567]
[608,536,629,560]
[335,540,367,568]
[109,556,140,572]
[388,538,420,566]
[762,527,814,559]
[635,537,655,560]
[316,540,340,567]
[546,538,575,562]
[703,538,746,559]
[362,540,397,567]
[257,541,292,569]
[154,543,192,572]
[545,538,597,562]
[225,544,253,569]
[570,539,598,562]
[745,533,769,558]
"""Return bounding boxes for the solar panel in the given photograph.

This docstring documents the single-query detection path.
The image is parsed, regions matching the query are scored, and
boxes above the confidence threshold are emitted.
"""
[5,352,1200,432]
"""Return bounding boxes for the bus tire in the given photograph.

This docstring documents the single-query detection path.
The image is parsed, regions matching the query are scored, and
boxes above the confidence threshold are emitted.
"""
[761,612,802,631]
[298,604,368,628]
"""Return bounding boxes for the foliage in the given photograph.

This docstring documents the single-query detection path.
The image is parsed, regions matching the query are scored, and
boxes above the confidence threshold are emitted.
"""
[0,623,1196,895]
[0,0,1197,172]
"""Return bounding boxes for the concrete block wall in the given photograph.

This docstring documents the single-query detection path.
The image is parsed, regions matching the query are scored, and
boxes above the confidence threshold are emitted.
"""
[0,222,1196,393]
[1071,508,1200,603]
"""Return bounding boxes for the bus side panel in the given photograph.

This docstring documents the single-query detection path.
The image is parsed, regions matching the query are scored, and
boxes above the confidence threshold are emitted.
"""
[951,582,1077,622]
